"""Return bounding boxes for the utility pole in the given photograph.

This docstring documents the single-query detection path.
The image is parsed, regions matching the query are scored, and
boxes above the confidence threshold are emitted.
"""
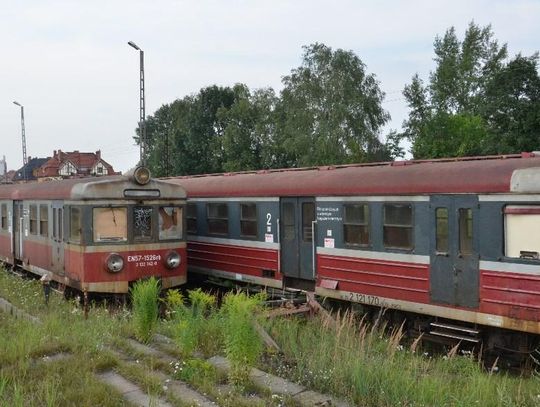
[127,41,146,166]
[13,101,28,181]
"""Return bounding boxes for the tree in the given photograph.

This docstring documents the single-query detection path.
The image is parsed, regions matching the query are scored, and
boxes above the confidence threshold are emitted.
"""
[402,22,510,158]
[276,43,390,166]
[143,85,239,176]
[218,85,279,171]
[482,54,540,153]
[143,103,175,177]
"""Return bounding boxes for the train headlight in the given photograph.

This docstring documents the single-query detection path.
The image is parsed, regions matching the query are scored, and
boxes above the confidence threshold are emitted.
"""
[106,253,124,273]
[165,251,181,269]
[133,166,151,185]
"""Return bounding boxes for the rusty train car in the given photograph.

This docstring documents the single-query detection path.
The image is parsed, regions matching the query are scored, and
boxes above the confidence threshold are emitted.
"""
[0,169,187,293]
[168,153,540,356]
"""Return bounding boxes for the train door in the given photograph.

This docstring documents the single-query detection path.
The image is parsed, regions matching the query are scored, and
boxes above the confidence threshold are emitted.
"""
[430,195,479,308]
[51,202,65,274]
[13,201,23,261]
[280,197,316,288]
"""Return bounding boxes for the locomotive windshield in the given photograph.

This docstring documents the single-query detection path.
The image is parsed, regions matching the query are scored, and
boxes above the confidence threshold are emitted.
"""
[159,206,183,240]
[93,207,128,242]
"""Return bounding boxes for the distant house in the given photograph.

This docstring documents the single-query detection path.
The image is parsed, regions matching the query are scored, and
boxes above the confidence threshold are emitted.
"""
[12,157,51,183]
[36,150,119,181]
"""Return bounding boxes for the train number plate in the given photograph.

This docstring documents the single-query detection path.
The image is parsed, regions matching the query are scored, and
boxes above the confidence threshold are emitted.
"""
[127,254,162,268]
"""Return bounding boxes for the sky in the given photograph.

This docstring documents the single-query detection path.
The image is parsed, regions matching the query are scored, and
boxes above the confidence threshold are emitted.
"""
[2,0,539,173]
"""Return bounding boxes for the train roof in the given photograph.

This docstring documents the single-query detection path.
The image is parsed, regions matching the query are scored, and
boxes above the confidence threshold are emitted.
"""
[166,153,540,197]
[0,175,187,200]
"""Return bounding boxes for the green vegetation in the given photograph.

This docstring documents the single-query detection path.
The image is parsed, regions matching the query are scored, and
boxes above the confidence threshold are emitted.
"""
[220,291,265,386]
[401,22,540,159]
[130,276,160,343]
[141,43,394,177]
[1,270,539,406]
[264,310,540,406]
[171,288,221,357]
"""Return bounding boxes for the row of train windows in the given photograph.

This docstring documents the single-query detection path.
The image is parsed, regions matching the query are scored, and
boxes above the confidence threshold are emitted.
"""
[344,203,414,249]
[0,204,183,243]
[187,203,257,237]
[343,203,473,253]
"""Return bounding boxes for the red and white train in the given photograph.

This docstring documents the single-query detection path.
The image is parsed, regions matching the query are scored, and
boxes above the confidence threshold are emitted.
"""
[168,153,540,356]
[0,168,187,294]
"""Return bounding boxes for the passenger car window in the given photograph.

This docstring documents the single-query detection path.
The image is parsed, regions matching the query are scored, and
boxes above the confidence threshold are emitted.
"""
[344,204,370,246]
[70,207,81,242]
[207,203,228,235]
[1,204,7,230]
[505,205,540,259]
[186,203,197,234]
[93,207,127,242]
[159,206,183,240]
[39,205,49,237]
[29,205,38,235]
[383,204,413,250]
[240,203,257,238]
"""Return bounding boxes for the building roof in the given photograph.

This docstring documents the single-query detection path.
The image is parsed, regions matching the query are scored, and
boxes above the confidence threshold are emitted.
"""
[37,149,117,178]
[13,157,50,181]
[166,153,540,197]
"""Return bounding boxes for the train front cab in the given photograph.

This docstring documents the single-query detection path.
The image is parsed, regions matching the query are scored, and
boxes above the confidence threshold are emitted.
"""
[0,176,188,294]
[62,199,187,293]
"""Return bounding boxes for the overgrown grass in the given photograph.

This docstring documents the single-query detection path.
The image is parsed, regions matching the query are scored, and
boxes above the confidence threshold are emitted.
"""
[3,268,539,406]
[220,291,265,386]
[0,271,130,406]
[264,309,540,406]
[130,276,160,343]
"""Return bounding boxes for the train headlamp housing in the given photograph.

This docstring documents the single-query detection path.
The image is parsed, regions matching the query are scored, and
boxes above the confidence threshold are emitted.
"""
[106,253,124,273]
[165,251,181,269]
[133,166,151,185]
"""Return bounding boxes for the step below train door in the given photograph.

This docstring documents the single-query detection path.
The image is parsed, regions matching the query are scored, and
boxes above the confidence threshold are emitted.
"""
[430,195,479,308]
[51,201,65,275]
[280,197,316,290]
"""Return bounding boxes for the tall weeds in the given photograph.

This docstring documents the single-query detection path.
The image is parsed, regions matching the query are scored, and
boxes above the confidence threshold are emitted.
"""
[265,310,540,406]
[173,288,220,357]
[220,291,265,386]
[130,277,160,343]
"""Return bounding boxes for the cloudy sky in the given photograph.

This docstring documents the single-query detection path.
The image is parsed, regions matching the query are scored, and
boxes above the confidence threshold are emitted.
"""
[2,0,539,172]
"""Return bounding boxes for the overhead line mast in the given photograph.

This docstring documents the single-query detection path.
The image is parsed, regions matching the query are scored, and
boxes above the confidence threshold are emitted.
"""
[13,101,28,181]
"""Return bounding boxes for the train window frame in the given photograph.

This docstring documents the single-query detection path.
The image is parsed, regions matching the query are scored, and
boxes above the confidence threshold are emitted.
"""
[39,204,49,238]
[343,203,370,247]
[29,204,38,235]
[435,207,449,254]
[1,204,7,231]
[92,206,128,244]
[133,205,154,242]
[207,203,229,236]
[504,205,540,260]
[240,202,258,239]
[69,207,81,243]
[159,206,184,241]
[383,203,414,250]
[458,208,473,256]
[186,203,197,234]
[302,202,315,243]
